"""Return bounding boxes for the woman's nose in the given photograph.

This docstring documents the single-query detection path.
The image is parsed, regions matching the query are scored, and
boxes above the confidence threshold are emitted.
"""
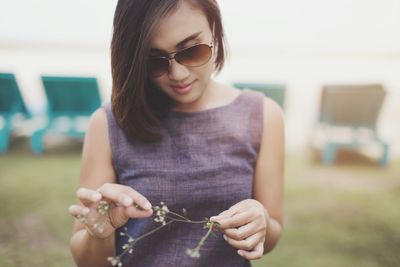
[168,59,190,81]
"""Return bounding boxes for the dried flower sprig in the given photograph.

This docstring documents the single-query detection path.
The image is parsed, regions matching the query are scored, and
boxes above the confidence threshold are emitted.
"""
[106,201,221,266]
[186,220,221,258]
[76,200,111,235]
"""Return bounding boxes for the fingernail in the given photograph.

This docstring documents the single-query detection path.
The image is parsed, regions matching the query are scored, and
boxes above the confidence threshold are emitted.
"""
[143,201,152,210]
[123,197,133,206]
[223,235,227,241]
[237,250,243,256]
[92,193,101,201]
[83,207,90,214]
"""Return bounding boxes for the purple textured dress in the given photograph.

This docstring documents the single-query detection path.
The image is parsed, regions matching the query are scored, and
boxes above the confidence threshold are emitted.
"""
[102,90,264,267]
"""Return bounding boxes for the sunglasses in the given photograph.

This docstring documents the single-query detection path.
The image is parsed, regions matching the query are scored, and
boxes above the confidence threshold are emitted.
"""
[148,42,213,77]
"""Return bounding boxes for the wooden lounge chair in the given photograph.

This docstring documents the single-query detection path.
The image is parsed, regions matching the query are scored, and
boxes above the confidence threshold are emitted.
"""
[315,84,388,166]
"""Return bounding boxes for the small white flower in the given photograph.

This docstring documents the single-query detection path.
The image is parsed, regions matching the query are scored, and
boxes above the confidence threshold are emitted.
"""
[97,200,110,215]
[107,256,120,266]
[76,214,88,224]
[161,204,169,212]
[92,222,105,233]
[154,202,170,225]
[186,248,200,258]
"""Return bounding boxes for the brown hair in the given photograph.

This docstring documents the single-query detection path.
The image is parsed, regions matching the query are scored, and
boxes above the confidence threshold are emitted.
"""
[110,0,226,142]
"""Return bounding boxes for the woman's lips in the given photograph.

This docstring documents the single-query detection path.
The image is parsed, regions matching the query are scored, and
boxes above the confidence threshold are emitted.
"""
[171,81,194,95]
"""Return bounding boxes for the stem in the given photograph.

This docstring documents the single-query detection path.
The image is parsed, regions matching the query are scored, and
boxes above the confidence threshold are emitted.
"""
[113,203,219,265]
[165,210,191,221]
[165,210,205,224]
[165,215,206,224]
[118,220,174,259]
[135,220,174,242]
[198,224,214,248]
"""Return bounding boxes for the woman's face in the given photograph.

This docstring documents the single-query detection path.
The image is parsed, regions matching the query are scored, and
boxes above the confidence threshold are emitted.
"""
[149,1,215,111]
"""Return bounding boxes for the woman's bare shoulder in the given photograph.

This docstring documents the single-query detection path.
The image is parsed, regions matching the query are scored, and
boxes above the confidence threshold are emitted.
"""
[262,97,284,126]
[79,107,116,188]
[89,107,108,131]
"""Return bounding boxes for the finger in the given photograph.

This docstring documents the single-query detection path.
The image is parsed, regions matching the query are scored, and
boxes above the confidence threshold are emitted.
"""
[68,204,90,218]
[76,188,102,206]
[97,185,136,207]
[124,205,153,218]
[121,186,152,211]
[210,207,240,222]
[223,232,262,251]
[238,242,264,260]
[108,205,153,229]
[99,184,152,210]
[214,211,253,229]
[224,221,263,240]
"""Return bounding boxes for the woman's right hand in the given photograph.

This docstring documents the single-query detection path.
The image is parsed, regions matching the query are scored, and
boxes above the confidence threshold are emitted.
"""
[68,183,153,239]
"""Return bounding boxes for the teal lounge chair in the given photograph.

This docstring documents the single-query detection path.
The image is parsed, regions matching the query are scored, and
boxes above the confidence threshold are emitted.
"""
[317,84,388,166]
[31,76,102,154]
[0,73,31,153]
[234,82,286,110]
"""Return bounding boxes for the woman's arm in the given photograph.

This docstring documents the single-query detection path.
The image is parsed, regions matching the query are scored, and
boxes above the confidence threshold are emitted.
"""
[69,108,153,267]
[210,97,284,259]
[253,97,284,253]
[69,108,119,267]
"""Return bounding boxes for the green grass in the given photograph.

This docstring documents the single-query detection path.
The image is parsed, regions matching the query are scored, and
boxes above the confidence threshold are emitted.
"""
[1,137,399,267]
[0,138,80,267]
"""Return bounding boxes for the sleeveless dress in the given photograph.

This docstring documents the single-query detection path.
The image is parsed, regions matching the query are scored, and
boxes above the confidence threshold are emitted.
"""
[102,90,264,267]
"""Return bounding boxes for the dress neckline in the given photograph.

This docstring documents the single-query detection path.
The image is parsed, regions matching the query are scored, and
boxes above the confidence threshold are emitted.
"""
[169,90,246,117]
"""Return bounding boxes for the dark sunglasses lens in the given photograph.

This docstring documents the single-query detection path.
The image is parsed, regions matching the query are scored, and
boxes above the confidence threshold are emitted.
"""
[176,44,212,67]
[149,57,169,76]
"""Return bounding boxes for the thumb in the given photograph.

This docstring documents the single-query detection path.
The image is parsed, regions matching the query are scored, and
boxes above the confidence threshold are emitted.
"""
[210,207,237,222]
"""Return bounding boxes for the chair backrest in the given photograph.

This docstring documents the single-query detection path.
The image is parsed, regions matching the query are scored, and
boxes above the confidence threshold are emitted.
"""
[0,73,30,116]
[41,76,102,117]
[319,84,386,129]
[234,82,286,109]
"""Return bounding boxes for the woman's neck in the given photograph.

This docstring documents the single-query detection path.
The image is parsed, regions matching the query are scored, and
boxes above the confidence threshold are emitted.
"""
[171,80,219,112]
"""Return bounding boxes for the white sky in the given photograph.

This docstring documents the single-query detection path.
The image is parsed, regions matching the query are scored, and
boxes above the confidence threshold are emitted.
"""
[1,0,400,53]
[221,0,400,53]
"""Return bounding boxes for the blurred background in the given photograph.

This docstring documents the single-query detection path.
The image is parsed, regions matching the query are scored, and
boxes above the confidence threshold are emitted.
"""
[0,0,399,266]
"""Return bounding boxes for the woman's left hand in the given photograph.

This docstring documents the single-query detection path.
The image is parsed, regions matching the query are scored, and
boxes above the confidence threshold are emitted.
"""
[210,199,268,260]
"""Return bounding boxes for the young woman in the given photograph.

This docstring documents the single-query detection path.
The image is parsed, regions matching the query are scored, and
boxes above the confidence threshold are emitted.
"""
[69,0,284,266]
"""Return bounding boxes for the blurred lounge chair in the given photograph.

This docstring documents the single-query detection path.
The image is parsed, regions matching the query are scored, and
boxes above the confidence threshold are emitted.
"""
[0,73,31,153]
[234,82,286,110]
[31,76,102,154]
[313,84,388,166]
